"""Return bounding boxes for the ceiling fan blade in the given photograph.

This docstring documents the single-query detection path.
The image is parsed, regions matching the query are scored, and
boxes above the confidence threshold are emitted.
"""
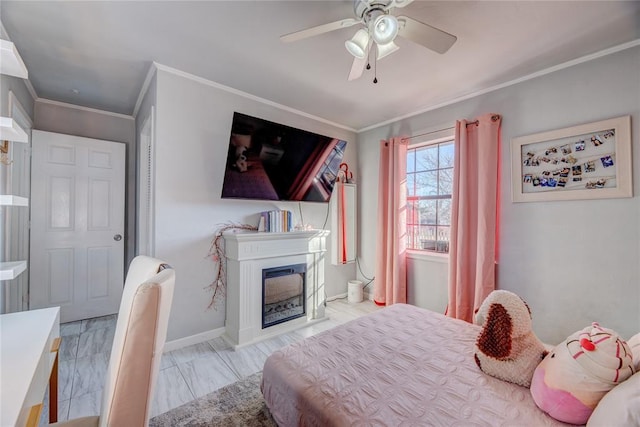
[348,56,367,81]
[280,18,360,43]
[348,41,372,81]
[397,16,457,54]
[390,0,415,8]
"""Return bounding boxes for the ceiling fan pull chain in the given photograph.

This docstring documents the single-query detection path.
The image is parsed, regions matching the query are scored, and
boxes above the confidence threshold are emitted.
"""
[373,47,378,84]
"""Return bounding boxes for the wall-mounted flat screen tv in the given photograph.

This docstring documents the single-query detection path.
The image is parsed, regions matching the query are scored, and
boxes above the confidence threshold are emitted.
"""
[221,112,348,203]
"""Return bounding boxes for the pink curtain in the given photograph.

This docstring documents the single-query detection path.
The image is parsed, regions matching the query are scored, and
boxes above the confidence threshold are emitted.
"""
[374,136,408,306]
[447,113,502,322]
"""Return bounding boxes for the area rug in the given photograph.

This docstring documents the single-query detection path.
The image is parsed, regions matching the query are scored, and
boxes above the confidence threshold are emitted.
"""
[150,372,277,427]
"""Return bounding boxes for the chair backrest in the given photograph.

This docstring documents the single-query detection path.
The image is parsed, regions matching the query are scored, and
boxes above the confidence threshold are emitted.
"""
[122,255,170,291]
[99,256,175,427]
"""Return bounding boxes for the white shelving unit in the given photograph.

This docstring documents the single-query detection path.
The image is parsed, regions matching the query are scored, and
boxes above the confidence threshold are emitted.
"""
[0,39,28,79]
[0,116,29,142]
[0,79,30,281]
[0,187,29,280]
[0,193,29,281]
[0,261,27,281]
[0,195,29,206]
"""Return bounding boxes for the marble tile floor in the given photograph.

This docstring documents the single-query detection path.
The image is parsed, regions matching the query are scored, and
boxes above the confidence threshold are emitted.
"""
[39,298,380,425]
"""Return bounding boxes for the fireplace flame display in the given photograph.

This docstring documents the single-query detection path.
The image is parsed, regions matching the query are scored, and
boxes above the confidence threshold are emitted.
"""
[262,264,306,329]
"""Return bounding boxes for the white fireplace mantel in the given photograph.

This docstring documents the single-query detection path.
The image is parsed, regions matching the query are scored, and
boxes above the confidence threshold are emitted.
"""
[223,229,329,348]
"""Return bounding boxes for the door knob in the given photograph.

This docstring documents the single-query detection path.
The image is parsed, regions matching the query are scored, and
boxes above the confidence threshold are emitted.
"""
[114,234,122,241]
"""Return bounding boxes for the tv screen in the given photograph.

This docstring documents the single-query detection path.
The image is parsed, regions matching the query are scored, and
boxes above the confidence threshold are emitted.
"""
[221,112,348,203]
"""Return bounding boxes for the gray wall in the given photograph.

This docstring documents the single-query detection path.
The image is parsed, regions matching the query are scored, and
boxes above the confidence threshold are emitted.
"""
[0,76,33,118]
[357,46,640,344]
[153,68,358,341]
[34,101,137,268]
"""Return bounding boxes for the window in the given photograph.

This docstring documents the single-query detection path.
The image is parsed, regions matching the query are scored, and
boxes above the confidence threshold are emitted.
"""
[406,138,454,253]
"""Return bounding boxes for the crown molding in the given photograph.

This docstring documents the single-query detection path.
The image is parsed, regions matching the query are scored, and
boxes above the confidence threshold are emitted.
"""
[24,78,38,101]
[36,98,134,121]
[153,62,357,133]
[0,21,8,40]
[358,38,640,133]
[132,62,158,118]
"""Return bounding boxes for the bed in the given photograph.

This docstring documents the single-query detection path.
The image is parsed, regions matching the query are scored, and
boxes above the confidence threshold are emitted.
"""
[261,303,568,426]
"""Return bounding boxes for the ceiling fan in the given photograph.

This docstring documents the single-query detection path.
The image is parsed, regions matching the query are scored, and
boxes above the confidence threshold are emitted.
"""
[280,0,457,82]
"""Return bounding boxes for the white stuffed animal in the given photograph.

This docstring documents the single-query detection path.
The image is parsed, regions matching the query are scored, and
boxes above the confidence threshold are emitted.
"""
[474,290,548,387]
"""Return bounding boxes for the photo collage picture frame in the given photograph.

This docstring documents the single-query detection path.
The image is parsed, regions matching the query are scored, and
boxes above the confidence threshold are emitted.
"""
[511,116,632,202]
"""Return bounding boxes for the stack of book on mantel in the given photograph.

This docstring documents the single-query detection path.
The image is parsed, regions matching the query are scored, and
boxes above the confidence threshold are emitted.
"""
[258,209,293,232]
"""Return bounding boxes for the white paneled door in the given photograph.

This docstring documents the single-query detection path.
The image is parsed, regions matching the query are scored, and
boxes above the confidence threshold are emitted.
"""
[30,130,126,323]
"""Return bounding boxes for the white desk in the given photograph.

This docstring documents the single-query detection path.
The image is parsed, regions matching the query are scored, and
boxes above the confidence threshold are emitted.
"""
[0,307,60,427]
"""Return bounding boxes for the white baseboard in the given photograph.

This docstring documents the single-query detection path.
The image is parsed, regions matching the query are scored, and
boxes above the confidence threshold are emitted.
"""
[163,326,226,352]
[325,292,347,302]
[164,292,376,352]
[327,291,375,303]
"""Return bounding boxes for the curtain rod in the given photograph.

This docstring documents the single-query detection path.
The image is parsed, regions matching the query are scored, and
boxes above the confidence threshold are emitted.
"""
[407,115,501,140]
[407,126,455,140]
[407,122,476,140]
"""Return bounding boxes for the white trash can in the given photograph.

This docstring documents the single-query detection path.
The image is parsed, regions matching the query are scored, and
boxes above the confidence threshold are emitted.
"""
[347,280,363,304]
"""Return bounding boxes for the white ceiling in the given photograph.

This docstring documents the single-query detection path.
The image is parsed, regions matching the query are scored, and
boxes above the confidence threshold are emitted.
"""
[1,1,639,131]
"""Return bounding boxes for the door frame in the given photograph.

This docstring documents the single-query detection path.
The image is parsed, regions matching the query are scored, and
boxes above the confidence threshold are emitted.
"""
[137,106,155,257]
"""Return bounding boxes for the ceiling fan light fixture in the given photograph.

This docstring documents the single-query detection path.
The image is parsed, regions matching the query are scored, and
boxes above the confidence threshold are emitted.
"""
[376,40,399,60]
[345,28,370,58]
[371,14,399,45]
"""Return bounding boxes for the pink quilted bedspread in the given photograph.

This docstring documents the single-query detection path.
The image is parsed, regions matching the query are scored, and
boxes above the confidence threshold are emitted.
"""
[261,304,568,427]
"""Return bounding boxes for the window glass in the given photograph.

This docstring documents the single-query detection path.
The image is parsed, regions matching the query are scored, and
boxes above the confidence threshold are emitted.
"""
[437,199,451,226]
[406,138,454,253]
[416,170,438,197]
[422,199,438,224]
[439,142,454,168]
[416,145,438,171]
[407,173,415,196]
[407,149,416,173]
[438,168,453,195]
